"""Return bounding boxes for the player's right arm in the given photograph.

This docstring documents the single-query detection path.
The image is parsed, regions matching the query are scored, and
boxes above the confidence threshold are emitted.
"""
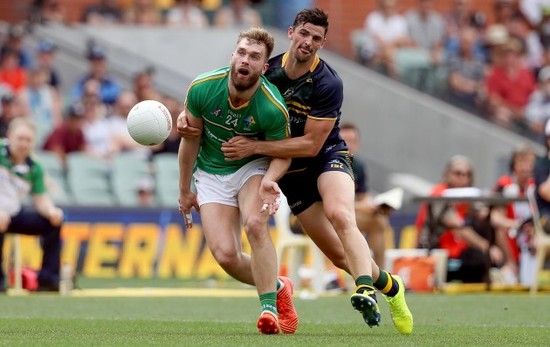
[223,117,335,160]
[178,107,202,228]
[176,110,202,138]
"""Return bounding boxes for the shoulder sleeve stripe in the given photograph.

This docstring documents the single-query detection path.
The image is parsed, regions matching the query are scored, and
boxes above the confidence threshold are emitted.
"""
[189,70,228,89]
[286,100,311,111]
[260,83,289,122]
[307,115,337,121]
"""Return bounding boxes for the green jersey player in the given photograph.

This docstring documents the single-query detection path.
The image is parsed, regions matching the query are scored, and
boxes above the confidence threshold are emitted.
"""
[177,27,298,335]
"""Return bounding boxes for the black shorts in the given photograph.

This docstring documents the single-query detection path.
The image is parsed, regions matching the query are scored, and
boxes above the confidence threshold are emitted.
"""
[279,150,354,215]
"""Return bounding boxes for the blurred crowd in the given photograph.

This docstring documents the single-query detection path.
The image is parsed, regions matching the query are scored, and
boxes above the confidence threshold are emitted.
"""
[0,0,267,159]
[27,0,263,29]
[355,0,550,142]
[0,29,182,167]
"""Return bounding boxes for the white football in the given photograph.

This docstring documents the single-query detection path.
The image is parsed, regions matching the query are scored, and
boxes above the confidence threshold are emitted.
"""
[127,100,172,146]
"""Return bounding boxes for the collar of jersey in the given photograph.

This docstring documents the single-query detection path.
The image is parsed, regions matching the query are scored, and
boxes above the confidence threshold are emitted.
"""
[282,52,320,73]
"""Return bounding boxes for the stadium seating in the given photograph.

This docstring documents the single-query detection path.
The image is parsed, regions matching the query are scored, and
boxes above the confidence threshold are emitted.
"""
[34,150,72,206]
[526,187,550,294]
[274,194,325,293]
[34,122,54,152]
[111,153,152,206]
[152,153,179,208]
[66,153,114,206]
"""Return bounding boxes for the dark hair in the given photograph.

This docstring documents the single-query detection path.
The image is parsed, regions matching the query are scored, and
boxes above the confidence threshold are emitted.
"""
[237,27,275,61]
[292,8,329,37]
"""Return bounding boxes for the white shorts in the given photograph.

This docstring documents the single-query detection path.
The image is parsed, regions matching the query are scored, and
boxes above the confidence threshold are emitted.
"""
[194,158,270,207]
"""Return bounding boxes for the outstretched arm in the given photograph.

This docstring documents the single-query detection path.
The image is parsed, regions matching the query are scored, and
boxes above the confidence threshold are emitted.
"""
[259,157,291,215]
[178,108,202,228]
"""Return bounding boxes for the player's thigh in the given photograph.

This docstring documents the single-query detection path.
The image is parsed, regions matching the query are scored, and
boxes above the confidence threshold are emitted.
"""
[200,203,242,254]
[297,203,346,262]
[318,170,356,215]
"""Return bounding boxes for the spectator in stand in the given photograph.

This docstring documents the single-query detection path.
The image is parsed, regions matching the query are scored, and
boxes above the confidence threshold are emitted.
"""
[133,67,161,102]
[213,0,262,29]
[82,0,123,25]
[0,117,63,292]
[135,176,156,207]
[79,79,112,160]
[28,0,67,26]
[151,96,182,155]
[526,65,550,138]
[536,9,550,51]
[493,144,537,283]
[530,120,550,283]
[340,122,392,269]
[42,103,89,168]
[443,0,486,60]
[35,39,61,91]
[416,155,512,283]
[446,26,487,112]
[165,0,209,28]
[108,90,150,157]
[0,46,27,93]
[497,1,544,70]
[485,37,536,132]
[1,24,32,69]
[520,0,550,28]
[71,44,122,106]
[494,0,522,28]
[18,66,62,148]
[535,121,550,216]
[0,94,19,138]
[484,24,511,67]
[361,0,411,78]
[123,0,163,25]
[406,0,445,66]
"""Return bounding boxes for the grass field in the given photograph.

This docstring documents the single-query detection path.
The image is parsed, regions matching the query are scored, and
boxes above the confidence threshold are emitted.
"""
[1,279,550,346]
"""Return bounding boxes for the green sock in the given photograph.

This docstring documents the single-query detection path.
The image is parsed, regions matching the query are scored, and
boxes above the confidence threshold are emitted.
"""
[259,292,277,315]
[355,275,374,288]
[374,270,399,297]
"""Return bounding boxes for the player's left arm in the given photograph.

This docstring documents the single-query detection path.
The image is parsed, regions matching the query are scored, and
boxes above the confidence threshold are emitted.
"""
[31,163,63,226]
[33,194,64,227]
[260,157,291,215]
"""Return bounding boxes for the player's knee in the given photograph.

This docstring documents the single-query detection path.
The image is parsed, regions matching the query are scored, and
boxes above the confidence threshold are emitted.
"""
[242,215,265,241]
[326,208,354,232]
[211,247,239,270]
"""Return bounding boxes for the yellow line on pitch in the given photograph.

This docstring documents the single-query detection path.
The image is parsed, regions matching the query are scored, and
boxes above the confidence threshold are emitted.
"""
[68,287,259,298]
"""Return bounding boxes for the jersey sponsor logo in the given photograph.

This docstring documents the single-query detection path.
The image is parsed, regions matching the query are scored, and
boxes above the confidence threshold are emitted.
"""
[242,115,256,130]
[282,87,294,100]
[325,144,336,153]
[328,158,344,170]
[290,116,306,125]
[211,108,222,117]
[289,200,302,209]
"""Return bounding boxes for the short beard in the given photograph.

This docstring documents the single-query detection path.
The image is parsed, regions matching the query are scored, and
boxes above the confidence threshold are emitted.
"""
[230,68,261,91]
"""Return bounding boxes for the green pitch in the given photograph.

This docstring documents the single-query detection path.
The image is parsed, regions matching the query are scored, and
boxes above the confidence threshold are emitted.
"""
[1,279,549,346]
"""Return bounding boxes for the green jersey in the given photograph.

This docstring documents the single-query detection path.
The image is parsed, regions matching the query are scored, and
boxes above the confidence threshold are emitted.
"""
[0,141,46,215]
[186,66,290,175]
